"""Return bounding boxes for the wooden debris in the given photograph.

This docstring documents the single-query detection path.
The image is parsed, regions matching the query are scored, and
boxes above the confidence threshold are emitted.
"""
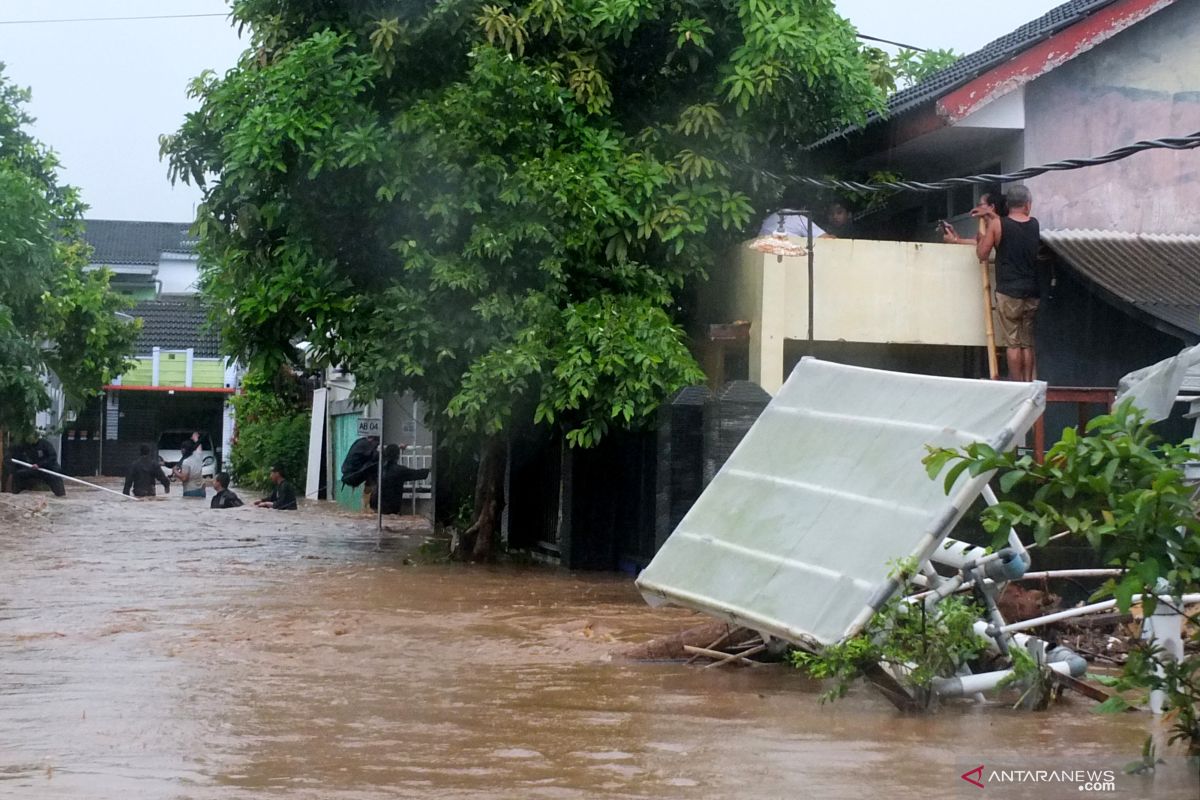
[684,643,767,669]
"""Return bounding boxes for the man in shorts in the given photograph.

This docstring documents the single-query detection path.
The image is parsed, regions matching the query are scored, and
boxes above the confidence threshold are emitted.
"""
[975,185,1040,381]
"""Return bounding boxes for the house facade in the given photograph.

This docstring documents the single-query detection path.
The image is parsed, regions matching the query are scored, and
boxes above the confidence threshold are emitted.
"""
[697,0,1200,433]
[61,220,241,476]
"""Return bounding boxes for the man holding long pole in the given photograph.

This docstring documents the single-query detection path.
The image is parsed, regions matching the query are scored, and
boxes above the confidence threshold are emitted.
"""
[944,187,1041,381]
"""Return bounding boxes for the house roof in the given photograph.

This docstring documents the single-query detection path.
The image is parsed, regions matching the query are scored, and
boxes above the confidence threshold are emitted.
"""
[82,219,198,266]
[814,0,1169,146]
[1041,229,1200,339]
[883,0,1116,119]
[129,298,222,357]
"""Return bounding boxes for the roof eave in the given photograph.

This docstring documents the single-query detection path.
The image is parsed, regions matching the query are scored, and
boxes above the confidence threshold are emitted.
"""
[937,0,1177,123]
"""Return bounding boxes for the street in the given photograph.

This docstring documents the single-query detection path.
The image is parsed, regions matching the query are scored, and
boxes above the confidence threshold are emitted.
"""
[0,486,1191,799]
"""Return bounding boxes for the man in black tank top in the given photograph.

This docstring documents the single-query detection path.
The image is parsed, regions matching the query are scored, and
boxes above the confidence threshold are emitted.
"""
[977,185,1040,381]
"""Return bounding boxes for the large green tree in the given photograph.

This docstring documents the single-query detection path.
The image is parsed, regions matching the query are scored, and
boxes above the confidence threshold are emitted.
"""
[163,0,882,557]
[0,65,137,437]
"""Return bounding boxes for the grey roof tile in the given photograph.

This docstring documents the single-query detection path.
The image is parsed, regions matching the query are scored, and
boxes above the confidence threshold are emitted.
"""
[129,298,222,358]
[82,219,197,266]
[815,0,1120,145]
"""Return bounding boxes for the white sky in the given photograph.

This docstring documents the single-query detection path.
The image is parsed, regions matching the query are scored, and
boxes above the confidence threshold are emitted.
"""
[0,0,1064,222]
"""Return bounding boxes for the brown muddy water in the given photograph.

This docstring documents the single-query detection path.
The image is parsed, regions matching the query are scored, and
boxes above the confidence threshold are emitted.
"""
[1,486,1196,799]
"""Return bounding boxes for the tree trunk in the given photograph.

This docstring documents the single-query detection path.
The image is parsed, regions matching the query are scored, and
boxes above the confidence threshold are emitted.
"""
[451,435,505,562]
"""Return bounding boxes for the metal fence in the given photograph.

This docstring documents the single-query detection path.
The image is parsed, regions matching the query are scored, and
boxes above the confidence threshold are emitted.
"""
[398,445,433,515]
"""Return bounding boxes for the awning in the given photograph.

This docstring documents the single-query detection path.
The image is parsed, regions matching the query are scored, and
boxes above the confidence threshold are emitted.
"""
[1041,229,1200,339]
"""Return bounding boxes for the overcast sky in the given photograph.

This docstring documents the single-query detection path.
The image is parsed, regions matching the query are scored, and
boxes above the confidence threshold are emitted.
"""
[0,0,1064,222]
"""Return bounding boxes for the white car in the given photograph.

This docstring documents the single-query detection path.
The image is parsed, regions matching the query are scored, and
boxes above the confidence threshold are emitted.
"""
[158,431,216,480]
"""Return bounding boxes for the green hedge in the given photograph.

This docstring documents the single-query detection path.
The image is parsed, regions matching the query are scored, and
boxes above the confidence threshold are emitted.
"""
[229,387,309,491]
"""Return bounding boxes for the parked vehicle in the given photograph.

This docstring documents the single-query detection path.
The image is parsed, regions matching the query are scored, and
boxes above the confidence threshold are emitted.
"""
[158,431,216,480]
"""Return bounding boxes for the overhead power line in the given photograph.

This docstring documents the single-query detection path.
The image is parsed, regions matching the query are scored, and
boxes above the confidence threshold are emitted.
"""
[0,11,927,54]
[855,34,929,52]
[0,13,226,26]
[762,131,1200,194]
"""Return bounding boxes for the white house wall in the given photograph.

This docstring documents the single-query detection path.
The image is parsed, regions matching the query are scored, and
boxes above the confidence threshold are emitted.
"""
[157,253,201,294]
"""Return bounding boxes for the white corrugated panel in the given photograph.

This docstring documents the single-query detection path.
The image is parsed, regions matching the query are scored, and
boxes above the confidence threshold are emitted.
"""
[1117,343,1200,420]
[636,359,1045,648]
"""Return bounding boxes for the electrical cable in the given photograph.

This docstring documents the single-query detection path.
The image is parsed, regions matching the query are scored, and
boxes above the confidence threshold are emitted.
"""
[855,33,929,52]
[0,13,226,26]
[758,131,1200,194]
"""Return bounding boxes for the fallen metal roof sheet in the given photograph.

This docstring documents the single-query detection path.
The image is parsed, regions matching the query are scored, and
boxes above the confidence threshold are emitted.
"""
[1041,229,1200,337]
[636,359,1045,648]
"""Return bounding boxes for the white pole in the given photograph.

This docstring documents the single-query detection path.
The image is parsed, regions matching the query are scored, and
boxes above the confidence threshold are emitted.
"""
[377,402,384,535]
[1017,569,1124,580]
[11,459,139,501]
[1001,593,1200,634]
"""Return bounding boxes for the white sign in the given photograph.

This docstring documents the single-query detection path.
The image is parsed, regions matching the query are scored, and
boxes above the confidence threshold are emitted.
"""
[356,417,382,437]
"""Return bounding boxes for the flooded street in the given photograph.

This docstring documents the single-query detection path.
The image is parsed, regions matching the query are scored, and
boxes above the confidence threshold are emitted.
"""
[1,487,1196,799]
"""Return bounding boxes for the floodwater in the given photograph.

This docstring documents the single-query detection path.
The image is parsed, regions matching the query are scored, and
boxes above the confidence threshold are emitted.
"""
[1,486,1196,799]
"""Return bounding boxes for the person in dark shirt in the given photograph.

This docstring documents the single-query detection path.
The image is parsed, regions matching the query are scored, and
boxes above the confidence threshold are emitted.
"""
[210,472,244,509]
[123,444,170,497]
[368,444,431,515]
[822,197,857,239]
[255,464,298,510]
[10,435,66,496]
[977,185,1040,381]
[942,186,1042,381]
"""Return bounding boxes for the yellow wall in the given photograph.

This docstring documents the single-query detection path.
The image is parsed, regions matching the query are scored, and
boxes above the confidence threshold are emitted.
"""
[192,360,225,388]
[703,240,993,394]
[124,360,153,385]
[119,356,225,388]
[158,353,186,385]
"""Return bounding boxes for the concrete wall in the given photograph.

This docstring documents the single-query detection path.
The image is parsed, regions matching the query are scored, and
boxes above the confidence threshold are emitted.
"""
[1024,0,1200,232]
[702,240,991,393]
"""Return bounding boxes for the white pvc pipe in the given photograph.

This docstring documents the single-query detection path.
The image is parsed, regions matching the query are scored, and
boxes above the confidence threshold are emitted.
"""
[905,569,1130,603]
[10,458,139,501]
[1017,569,1123,580]
[1001,593,1200,634]
[934,661,1075,697]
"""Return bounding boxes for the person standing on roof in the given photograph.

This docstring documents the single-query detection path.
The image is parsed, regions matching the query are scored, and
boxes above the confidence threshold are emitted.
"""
[123,444,170,497]
[944,186,1041,381]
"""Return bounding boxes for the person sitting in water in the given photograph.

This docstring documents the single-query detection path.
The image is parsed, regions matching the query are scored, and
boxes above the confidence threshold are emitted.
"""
[210,472,244,509]
[9,434,67,496]
[254,464,297,510]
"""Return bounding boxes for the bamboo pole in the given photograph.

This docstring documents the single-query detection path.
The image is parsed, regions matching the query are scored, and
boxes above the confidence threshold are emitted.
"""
[10,458,139,500]
[684,625,742,665]
[683,643,767,669]
[979,216,1000,379]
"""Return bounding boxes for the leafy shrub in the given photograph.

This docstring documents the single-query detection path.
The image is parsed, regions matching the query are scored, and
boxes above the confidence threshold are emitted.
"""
[229,379,309,491]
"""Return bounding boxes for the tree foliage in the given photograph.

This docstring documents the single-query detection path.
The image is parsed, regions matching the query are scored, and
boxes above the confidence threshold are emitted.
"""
[228,370,310,490]
[162,0,883,451]
[861,46,959,96]
[792,593,987,706]
[0,65,137,435]
[926,401,1200,749]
